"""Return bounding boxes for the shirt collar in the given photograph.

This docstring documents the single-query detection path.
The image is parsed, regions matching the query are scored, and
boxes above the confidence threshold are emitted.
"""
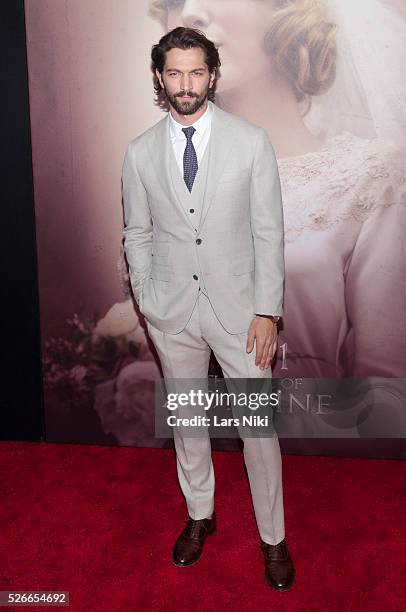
[169,101,213,139]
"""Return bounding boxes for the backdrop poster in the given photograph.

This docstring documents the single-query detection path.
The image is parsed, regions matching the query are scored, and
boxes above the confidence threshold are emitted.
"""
[25,0,406,456]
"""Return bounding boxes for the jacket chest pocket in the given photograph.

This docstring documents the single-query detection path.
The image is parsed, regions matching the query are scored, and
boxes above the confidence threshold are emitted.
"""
[218,167,251,184]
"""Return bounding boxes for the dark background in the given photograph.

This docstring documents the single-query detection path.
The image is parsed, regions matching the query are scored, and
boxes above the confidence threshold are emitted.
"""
[0,0,44,440]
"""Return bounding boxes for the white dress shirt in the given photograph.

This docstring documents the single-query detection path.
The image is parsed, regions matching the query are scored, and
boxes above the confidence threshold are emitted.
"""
[168,102,213,177]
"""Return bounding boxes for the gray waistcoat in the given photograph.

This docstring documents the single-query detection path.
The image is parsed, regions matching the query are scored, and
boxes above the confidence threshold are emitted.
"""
[169,134,212,295]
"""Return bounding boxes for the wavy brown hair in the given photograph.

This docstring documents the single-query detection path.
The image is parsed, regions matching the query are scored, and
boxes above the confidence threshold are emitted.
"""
[151,26,221,109]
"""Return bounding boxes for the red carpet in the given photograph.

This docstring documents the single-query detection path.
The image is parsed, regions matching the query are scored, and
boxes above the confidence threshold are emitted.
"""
[0,441,405,611]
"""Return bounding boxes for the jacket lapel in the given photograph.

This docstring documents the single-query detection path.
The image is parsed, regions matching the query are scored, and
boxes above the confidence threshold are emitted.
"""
[198,101,237,230]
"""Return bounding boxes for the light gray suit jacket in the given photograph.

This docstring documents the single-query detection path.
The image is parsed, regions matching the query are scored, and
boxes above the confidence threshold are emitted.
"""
[121,100,285,334]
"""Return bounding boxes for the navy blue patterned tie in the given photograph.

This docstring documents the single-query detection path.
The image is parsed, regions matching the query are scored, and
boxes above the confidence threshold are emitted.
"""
[182,126,198,192]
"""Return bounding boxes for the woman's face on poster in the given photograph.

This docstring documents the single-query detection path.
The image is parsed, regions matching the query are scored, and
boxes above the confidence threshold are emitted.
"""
[166,0,276,93]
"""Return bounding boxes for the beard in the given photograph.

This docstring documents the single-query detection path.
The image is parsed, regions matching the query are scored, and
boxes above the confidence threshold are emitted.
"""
[164,83,210,115]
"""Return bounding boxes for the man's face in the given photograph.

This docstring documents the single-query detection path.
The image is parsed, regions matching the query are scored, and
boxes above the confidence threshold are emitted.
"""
[156,47,216,116]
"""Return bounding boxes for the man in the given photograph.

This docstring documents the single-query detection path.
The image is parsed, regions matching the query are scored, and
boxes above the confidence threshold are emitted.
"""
[121,27,295,592]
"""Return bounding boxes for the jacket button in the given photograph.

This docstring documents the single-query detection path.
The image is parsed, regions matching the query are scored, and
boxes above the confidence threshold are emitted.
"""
[193,274,198,280]
[196,238,202,245]
[189,208,195,213]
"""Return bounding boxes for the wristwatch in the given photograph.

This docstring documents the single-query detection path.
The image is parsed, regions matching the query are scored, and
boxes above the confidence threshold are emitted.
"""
[256,314,281,323]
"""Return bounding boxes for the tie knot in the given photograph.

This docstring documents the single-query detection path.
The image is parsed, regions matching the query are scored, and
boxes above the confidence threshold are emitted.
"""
[182,126,196,140]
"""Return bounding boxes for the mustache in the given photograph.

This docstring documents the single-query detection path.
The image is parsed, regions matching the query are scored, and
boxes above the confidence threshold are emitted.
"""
[175,91,198,98]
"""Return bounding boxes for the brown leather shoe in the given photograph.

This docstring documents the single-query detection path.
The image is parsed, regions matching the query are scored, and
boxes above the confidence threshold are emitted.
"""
[173,512,216,567]
[260,538,296,591]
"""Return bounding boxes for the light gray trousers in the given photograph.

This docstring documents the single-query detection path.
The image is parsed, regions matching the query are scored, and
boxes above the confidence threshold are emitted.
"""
[146,290,285,545]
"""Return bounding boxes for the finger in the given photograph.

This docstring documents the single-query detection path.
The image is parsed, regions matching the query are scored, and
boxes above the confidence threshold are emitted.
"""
[255,336,268,365]
[269,338,277,360]
[246,329,255,353]
[258,339,271,368]
[264,341,276,369]
[261,333,277,369]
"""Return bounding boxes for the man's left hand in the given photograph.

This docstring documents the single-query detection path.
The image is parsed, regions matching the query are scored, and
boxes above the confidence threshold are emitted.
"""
[246,316,278,370]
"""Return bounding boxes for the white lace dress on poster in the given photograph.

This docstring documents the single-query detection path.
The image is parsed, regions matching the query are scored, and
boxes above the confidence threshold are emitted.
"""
[270,0,406,438]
